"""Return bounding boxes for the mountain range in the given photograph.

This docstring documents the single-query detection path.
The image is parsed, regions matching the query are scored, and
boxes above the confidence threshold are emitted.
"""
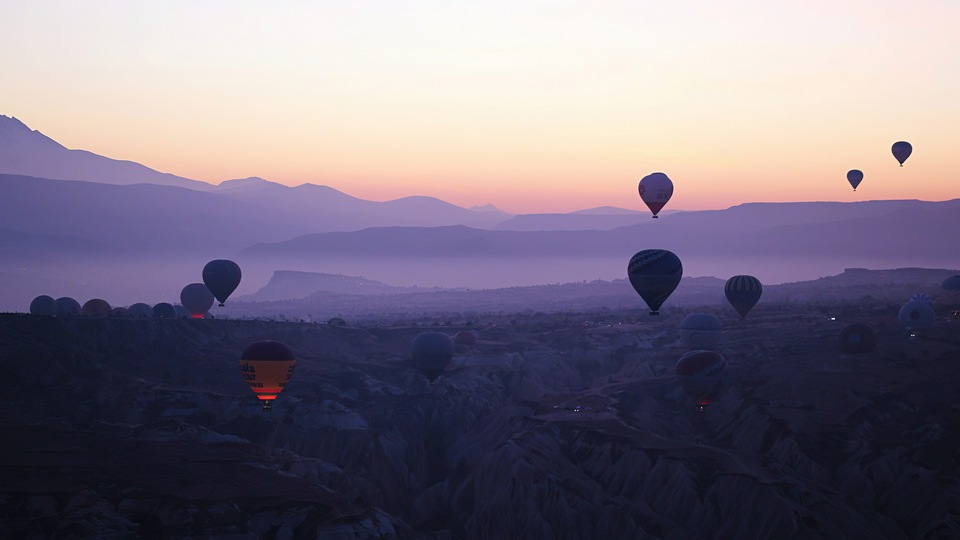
[1,114,957,312]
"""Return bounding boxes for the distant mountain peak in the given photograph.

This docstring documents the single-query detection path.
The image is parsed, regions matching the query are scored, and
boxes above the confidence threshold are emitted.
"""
[0,114,65,149]
[470,203,509,214]
[0,115,211,190]
[214,176,280,191]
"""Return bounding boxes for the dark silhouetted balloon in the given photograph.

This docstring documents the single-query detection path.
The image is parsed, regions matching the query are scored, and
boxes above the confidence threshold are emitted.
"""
[411,332,455,382]
[627,249,682,315]
[638,172,674,218]
[838,323,876,353]
[180,283,214,319]
[152,302,176,319]
[327,317,347,327]
[676,350,726,410]
[898,300,935,328]
[56,297,81,317]
[846,169,863,191]
[680,313,722,350]
[453,330,478,346]
[81,298,112,317]
[725,275,763,319]
[29,295,58,316]
[110,306,129,318]
[892,141,912,166]
[240,340,296,411]
[203,259,242,306]
[128,303,153,319]
[941,276,960,291]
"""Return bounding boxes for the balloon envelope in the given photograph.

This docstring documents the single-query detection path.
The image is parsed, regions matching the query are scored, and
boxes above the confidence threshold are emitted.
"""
[180,283,215,318]
[725,275,763,319]
[411,332,455,382]
[153,302,177,319]
[898,300,935,328]
[680,313,722,350]
[941,276,960,292]
[453,330,478,346]
[627,249,683,315]
[240,340,296,411]
[56,297,81,317]
[676,350,726,409]
[81,298,112,317]
[203,259,242,306]
[838,323,876,353]
[327,317,347,327]
[846,169,863,191]
[891,141,912,166]
[30,295,58,316]
[128,303,154,319]
[637,172,674,218]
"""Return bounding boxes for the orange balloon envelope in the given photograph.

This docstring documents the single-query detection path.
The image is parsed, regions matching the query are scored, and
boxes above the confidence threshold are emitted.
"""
[240,340,296,411]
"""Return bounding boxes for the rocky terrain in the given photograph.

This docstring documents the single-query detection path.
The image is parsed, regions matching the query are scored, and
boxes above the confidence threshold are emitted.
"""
[2,277,960,538]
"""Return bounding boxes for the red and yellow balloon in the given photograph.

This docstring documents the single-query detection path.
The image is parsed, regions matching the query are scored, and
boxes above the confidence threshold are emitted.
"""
[240,340,296,411]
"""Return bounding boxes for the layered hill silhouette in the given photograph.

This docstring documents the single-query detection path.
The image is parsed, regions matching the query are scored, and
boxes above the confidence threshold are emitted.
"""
[2,113,958,312]
[0,115,209,190]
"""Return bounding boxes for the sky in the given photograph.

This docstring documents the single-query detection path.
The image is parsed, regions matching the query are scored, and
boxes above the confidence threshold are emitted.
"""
[2,1,958,214]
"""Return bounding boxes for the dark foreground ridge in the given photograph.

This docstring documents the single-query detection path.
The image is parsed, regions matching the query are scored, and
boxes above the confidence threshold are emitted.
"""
[2,284,960,537]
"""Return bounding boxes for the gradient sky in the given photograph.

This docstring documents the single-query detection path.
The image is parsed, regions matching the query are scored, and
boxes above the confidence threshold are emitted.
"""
[2,1,958,214]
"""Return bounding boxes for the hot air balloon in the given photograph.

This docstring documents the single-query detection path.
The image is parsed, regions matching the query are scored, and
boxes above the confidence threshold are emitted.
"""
[680,313,722,350]
[128,303,154,319]
[942,276,960,291]
[411,332,455,382]
[327,317,347,327]
[838,323,876,353]
[180,283,215,319]
[676,350,726,411]
[153,302,176,319]
[627,249,682,315]
[898,300,935,329]
[846,169,863,191]
[240,340,296,411]
[725,275,762,319]
[56,297,81,317]
[892,141,912,166]
[453,330,478,346]
[638,172,674,218]
[29,295,58,316]
[81,298,112,317]
[203,259,242,306]
[110,306,130,318]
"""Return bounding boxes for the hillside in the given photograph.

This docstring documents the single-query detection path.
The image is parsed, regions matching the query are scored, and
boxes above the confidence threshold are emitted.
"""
[0,115,210,190]
[3,287,959,538]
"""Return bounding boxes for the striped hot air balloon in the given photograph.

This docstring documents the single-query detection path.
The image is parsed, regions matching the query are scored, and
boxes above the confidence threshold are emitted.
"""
[627,249,682,315]
[676,350,727,410]
[680,313,722,350]
[725,275,762,319]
